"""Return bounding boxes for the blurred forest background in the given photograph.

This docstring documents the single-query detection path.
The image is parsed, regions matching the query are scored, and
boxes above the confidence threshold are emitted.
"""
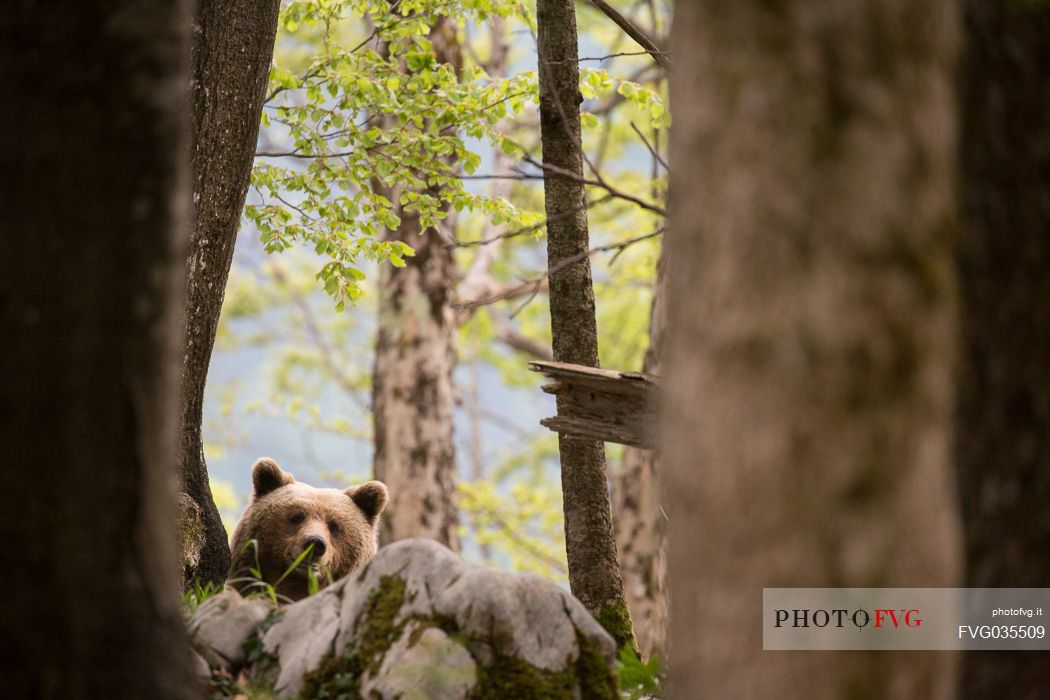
[7,0,1049,696]
[203,0,670,651]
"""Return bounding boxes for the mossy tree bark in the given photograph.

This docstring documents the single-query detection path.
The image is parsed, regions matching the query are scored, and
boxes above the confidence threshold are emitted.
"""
[613,245,667,659]
[372,18,461,549]
[957,1,1050,696]
[179,0,281,586]
[0,0,198,695]
[536,0,634,650]
[663,1,961,696]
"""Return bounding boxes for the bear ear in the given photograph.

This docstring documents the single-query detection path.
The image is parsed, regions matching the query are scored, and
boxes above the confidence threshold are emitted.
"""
[348,481,388,524]
[252,458,294,498]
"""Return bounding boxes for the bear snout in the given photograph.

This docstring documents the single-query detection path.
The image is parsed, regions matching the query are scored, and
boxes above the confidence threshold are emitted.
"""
[303,535,327,559]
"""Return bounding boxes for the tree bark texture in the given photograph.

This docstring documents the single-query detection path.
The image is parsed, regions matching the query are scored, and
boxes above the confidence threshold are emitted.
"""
[531,360,657,448]
[0,1,198,696]
[180,0,281,587]
[372,18,461,549]
[614,245,668,659]
[957,1,1050,697]
[536,0,634,650]
[663,1,962,697]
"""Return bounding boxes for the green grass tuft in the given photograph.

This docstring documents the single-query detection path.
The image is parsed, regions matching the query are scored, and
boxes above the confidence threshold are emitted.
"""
[616,646,662,700]
[183,579,224,613]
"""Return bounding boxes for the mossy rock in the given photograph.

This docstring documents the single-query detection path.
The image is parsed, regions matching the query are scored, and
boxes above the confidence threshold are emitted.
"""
[260,539,619,699]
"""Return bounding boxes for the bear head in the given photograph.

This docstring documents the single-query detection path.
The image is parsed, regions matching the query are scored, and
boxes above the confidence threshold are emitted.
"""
[228,457,388,602]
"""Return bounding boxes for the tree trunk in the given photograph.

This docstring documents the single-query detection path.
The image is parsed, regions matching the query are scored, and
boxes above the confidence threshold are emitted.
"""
[614,247,668,659]
[536,0,634,650]
[372,19,461,549]
[0,1,199,696]
[957,1,1050,697]
[663,1,961,697]
[179,0,281,587]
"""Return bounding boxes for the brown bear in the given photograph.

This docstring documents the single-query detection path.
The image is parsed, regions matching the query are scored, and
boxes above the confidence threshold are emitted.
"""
[228,457,388,602]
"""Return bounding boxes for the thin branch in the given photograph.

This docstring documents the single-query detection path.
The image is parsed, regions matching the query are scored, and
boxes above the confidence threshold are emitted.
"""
[585,0,672,70]
[520,154,667,216]
[490,77,667,218]
[455,227,664,311]
[456,173,537,180]
[490,307,554,361]
[258,91,527,161]
[584,49,667,62]
[508,284,545,319]
[346,26,381,55]
[265,65,324,104]
[263,0,405,105]
[273,192,317,222]
[268,264,369,410]
[476,507,568,574]
[455,148,518,324]
[476,406,534,438]
[255,150,355,159]
[463,472,568,573]
[589,63,658,117]
[469,277,551,310]
[631,121,668,171]
[448,194,615,249]
[591,21,637,173]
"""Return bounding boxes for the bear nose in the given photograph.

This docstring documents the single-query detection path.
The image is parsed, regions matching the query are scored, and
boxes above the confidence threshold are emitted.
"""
[303,536,326,558]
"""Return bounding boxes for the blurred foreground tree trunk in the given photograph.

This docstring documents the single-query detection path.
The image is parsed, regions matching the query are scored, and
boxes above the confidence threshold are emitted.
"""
[178,0,281,586]
[614,246,668,659]
[0,1,199,696]
[372,19,461,549]
[663,1,961,697]
[957,1,1050,697]
[537,0,634,650]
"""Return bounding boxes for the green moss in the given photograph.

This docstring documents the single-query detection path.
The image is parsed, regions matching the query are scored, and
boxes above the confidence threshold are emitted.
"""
[299,575,406,699]
[298,577,617,700]
[179,514,205,558]
[471,632,615,700]
[573,631,619,700]
[241,608,284,688]
[207,665,279,699]
[407,612,461,647]
[472,652,574,699]
[355,575,407,674]
[595,599,638,653]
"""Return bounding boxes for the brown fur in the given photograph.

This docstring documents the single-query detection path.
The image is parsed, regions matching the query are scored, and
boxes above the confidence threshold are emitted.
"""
[228,457,388,601]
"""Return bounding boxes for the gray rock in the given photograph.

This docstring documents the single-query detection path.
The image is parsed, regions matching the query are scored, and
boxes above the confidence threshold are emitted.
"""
[188,589,274,670]
[363,623,477,699]
[190,648,212,684]
[263,538,618,698]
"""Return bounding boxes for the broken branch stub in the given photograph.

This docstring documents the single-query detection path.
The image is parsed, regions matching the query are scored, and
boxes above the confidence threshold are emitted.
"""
[529,360,659,449]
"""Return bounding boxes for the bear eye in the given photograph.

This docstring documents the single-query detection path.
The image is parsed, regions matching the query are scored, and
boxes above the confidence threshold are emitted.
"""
[328,520,342,537]
[288,511,306,526]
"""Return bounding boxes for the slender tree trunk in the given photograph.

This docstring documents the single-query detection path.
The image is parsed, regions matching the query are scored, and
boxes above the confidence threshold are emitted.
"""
[663,1,961,697]
[0,1,198,696]
[372,19,461,549]
[536,0,634,650]
[614,246,668,660]
[179,0,281,587]
[957,1,1050,696]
